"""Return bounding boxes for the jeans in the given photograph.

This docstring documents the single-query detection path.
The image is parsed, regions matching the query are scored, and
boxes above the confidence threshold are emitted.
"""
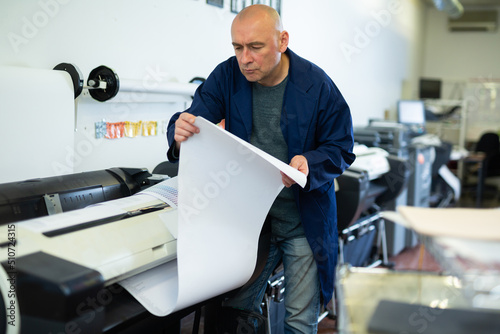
[224,236,321,334]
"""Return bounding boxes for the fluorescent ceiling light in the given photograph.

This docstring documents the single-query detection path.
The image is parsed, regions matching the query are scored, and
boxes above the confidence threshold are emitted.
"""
[433,0,464,18]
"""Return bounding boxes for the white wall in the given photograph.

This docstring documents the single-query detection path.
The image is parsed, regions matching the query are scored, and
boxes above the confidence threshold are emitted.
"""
[283,0,426,122]
[0,0,425,182]
[422,6,500,82]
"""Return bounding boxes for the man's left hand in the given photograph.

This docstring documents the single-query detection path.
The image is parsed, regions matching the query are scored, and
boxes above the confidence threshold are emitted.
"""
[281,155,308,188]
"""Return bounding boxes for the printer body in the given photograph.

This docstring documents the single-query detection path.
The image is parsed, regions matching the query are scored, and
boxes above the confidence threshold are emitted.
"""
[335,145,410,267]
[0,168,188,334]
[353,121,435,256]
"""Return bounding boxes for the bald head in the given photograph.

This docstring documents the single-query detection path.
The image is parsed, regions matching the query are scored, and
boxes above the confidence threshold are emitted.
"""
[233,4,283,32]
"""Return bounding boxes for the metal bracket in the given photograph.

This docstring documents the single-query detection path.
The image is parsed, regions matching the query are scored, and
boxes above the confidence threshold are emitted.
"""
[43,193,63,215]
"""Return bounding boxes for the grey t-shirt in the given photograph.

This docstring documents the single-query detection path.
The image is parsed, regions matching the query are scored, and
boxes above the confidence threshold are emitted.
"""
[250,77,304,238]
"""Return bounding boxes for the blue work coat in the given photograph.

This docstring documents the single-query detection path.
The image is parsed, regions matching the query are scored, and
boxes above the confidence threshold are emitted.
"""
[167,48,355,304]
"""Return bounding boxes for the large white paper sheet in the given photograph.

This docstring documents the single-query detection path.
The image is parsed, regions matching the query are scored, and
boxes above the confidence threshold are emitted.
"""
[120,116,306,316]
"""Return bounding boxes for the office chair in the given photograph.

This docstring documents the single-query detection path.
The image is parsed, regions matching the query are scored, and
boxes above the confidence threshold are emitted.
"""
[476,132,500,200]
[475,132,500,177]
[463,132,500,203]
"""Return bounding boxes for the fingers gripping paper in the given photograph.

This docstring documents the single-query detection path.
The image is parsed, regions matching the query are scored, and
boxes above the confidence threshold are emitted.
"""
[119,117,306,316]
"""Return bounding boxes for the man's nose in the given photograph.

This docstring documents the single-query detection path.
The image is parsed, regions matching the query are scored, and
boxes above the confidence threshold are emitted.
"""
[241,48,252,64]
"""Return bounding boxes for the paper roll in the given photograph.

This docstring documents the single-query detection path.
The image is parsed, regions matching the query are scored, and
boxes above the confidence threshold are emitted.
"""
[0,66,75,183]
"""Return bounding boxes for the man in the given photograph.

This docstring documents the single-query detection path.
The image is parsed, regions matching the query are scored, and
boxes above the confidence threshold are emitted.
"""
[166,4,354,333]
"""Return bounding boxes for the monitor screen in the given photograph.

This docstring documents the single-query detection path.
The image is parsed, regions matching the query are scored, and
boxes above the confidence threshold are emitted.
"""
[419,78,441,99]
[397,100,426,126]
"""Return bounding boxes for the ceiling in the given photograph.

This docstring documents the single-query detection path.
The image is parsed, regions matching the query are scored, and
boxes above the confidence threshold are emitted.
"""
[461,0,500,5]
[425,0,500,7]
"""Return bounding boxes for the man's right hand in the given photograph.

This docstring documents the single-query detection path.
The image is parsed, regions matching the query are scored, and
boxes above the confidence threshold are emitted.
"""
[174,112,199,150]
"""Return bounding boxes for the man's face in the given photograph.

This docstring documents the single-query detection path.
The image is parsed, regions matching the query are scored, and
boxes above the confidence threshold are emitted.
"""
[231,17,286,86]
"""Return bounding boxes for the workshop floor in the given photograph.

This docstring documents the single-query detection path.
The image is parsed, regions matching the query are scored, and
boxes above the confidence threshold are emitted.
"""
[179,244,442,334]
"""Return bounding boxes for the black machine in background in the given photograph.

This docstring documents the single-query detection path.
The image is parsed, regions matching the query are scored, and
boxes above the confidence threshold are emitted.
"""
[354,121,411,156]
[353,121,440,256]
[354,121,452,209]
[335,155,410,268]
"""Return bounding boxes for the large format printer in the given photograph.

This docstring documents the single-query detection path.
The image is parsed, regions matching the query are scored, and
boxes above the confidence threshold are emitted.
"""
[353,121,434,256]
[0,167,152,224]
[335,145,410,268]
[354,120,433,208]
[0,167,246,334]
[353,121,411,155]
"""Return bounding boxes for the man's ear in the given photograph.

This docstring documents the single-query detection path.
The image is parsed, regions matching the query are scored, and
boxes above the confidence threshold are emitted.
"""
[279,30,289,52]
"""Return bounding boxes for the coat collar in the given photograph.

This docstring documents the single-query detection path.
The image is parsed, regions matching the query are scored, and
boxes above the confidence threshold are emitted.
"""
[283,49,317,156]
